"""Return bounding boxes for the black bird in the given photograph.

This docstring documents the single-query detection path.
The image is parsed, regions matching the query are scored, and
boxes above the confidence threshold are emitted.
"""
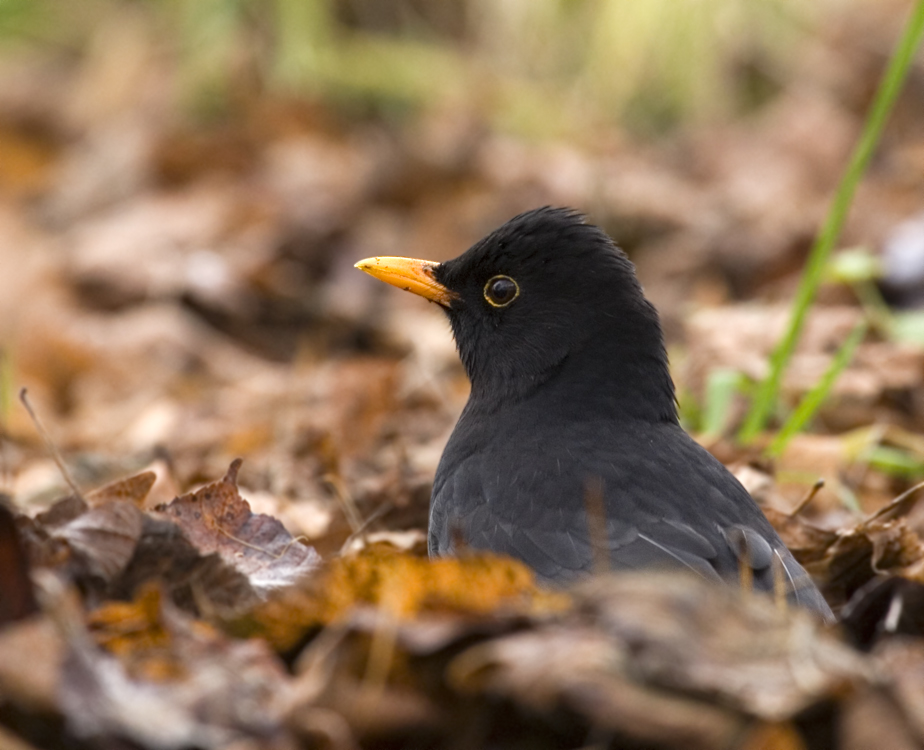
[356,207,833,620]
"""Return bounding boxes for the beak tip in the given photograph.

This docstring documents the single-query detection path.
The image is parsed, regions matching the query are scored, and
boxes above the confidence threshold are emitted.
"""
[351,255,452,306]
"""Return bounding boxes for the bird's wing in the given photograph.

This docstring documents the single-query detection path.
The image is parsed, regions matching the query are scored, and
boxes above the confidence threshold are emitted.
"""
[453,496,830,619]
[432,459,724,584]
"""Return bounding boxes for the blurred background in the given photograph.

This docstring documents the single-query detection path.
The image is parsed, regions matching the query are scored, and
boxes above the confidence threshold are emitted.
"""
[2,0,924,548]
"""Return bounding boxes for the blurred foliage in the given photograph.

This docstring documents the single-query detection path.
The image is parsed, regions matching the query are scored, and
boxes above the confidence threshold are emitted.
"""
[0,0,865,135]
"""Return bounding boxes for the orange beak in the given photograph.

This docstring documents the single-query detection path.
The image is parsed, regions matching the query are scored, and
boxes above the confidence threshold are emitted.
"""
[354,256,456,308]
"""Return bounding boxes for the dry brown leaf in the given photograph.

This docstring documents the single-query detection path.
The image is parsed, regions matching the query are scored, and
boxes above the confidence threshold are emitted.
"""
[52,500,143,582]
[239,543,564,653]
[85,471,156,508]
[317,543,550,619]
[34,494,89,529]
[112,514,259,615]
[156,459,320,595]
[808,501,924,609]
[766,482,924,615]
[764,507,839,565]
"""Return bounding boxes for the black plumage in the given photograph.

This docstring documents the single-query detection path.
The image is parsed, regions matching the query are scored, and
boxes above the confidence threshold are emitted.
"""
[356,207,833,621]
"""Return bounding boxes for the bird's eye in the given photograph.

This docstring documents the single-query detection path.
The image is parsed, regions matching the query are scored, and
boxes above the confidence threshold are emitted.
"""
[483,275,520,307]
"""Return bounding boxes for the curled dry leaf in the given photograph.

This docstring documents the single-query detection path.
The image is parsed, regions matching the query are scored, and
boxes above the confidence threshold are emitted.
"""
[313,543,553,620]
[17,480,262,614]
[822,522,924,613]
[156,459,320,595]
[767,484,924,616]
[34,494,89,529]
[13,495,98,583]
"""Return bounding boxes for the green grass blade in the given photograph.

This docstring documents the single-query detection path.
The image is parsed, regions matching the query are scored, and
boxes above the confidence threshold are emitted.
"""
[738,0,924,443]
[868,446,924,478]
[767,320,867,457]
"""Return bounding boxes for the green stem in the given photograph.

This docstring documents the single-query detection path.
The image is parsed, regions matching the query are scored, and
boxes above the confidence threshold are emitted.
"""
[766,320,867,457]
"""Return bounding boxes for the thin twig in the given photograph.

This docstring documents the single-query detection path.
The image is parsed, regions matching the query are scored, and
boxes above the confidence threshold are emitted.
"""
[866,479,924,525]
[339,500,394,556]
[791,479,825,517]
[323,472,365,535]
[19,388,84,502]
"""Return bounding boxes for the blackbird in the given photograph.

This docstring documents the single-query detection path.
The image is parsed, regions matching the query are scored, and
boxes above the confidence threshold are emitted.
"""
[356,207,833,620]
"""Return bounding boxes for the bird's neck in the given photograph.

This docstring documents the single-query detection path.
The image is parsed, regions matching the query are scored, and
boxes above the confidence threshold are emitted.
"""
[467,339,678,424]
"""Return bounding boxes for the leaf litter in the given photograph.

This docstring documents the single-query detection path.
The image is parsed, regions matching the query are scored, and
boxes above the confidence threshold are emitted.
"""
[4,3,924,748]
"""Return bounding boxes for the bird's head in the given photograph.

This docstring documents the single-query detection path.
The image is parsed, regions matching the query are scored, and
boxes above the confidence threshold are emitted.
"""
[356,207,677,422]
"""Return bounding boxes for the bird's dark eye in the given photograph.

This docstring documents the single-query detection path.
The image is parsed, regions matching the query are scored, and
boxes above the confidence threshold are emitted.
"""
[483,275,520,307]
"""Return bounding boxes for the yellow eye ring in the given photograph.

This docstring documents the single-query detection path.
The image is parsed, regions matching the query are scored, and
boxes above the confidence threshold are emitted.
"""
[483,275,520,307]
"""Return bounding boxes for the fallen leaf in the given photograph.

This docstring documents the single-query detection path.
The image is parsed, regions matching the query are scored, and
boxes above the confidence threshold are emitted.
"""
[156,459,320,595]
[52,500,143,582]
[237,543,561,653]
[764,507,839,565]
[112,514,259,616]
[85,471,156,508]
